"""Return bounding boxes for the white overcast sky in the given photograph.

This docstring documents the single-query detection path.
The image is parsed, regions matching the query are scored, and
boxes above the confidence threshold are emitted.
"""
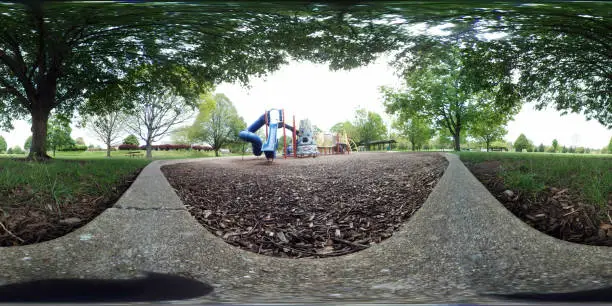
[1,58,610,150]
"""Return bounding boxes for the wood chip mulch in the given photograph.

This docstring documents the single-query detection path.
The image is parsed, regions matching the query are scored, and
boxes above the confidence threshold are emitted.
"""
[162,153,448,258]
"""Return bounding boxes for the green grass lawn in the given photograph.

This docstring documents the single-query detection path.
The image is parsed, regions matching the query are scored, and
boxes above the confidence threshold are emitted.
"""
[50,150,231,160]
[0,158,151,210]
[0,149,244,207]
[459,152,612,208]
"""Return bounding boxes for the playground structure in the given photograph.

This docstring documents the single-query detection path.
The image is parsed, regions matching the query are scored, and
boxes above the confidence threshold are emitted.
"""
[238,109,351,161]
[315,131,351,155]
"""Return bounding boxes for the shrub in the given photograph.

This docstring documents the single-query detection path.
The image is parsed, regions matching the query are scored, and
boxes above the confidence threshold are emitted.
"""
[59,144,88,152]
[118,144,140,150]
[192,145,213,151]
[576,147,585,154]
[10,146,25,154]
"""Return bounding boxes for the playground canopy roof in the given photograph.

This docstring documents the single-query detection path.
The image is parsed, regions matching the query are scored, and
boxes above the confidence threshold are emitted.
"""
[364,140,397,146]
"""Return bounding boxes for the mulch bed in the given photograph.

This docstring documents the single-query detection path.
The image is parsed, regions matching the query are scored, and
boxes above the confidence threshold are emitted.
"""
[465,160,612,246]
[0,169,142,247]
[161,153,448,258]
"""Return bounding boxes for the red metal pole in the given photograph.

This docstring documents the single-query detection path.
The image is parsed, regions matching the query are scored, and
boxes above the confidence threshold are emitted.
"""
[293,115,297,158]
[282,109,286,159]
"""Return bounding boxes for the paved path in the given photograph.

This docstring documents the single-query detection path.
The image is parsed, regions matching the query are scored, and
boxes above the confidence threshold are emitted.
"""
[1,153,610,303]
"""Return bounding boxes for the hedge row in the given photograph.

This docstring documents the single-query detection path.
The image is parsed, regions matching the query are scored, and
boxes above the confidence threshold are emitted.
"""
[58,145,88,152]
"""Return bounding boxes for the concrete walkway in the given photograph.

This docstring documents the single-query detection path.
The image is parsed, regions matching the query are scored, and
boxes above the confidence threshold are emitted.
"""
[1,153,610,303]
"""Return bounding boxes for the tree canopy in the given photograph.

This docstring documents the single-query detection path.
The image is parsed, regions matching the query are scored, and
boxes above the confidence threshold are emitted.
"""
[0,2,401,159]
[180,93,246,157]
[514,133,532,152]
[383,45,518,151]
[393,117,431,151]
[46,116,73,156]
[352,108,387,147]
[123,135,139,146]
[0,1,609,160]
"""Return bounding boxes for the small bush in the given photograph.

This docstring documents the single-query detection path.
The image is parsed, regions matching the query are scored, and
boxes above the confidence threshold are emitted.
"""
[59,144,87,152]
[192,145,213,151]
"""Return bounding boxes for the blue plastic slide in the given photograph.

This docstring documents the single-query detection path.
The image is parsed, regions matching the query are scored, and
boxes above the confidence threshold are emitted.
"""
[239,110,293,160]
[261,122,278,159]
[238,114,266,156]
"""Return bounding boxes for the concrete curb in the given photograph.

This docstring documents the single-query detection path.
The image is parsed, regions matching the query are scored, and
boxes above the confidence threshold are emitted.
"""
[0,153,610,303]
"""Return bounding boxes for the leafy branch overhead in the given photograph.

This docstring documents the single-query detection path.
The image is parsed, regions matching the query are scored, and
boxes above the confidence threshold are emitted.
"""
[0,2,609,160]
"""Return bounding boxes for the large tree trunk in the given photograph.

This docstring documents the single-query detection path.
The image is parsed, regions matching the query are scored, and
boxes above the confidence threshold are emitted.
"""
[28,109,52,160]
[215,149,219,157]
[146,143,153,159]
[453,131,461,151]
[106,136,112,157]
[486,140,490,152]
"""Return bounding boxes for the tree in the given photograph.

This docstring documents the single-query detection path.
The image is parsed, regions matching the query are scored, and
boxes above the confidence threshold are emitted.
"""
[383,44,518,151]
[552,139,559,153]
[608,137,612,154]
[10,145,25,155]
[469,90,517,152]
[514,134,531,152]
[127,91,194,158]
[433,131,454,151]
[86,111,128,157]
[123,135,139,146]
[537,143,545,153]
[0,136,6,153]
[393,117,431,151]
[182,93,245,157]
[75,137,86,146]
[24,136,32,153]
[471,123,508,152]
[352,109,387,148]
[170,126,192,145]
[562,146,569,153]
[0,3,402,160]
[46,116,74,157]
[330,121,356,137]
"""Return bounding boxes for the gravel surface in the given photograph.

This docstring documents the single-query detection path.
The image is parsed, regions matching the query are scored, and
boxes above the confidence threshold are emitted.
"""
[162,153,448,258]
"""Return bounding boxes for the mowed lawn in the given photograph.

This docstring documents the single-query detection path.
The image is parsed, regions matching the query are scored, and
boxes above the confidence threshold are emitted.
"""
[0,157,151,210]
[0,149,241,209]
[459,152,612,208]
[51,150,232,160]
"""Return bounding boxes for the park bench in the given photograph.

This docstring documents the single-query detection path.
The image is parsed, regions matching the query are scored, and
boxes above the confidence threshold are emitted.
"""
[126,151,144,158]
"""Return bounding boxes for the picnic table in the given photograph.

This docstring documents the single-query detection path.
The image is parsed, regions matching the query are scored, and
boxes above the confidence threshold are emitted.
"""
[125,151,144,158]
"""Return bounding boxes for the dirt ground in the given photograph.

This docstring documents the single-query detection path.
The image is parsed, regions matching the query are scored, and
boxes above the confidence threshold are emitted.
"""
[0,168,142,247]
[465,160,612,246]
[162,153,448,258]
